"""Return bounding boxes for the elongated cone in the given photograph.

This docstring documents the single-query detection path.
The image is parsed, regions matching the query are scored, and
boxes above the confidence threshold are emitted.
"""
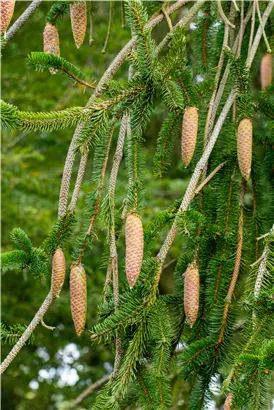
[70,263,87,336]
[260,53,272,89]
[1,0,15,35]
[224,393,234,410]
[237,118,252,181]
[70,1,87,49]
[182,106,198,167]
[183,262,199,327]
[43,22,60,75]
[125,212,144,288]
[51,248,66,299]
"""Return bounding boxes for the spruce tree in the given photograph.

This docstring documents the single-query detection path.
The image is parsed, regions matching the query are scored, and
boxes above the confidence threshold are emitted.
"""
[1,1,274,409]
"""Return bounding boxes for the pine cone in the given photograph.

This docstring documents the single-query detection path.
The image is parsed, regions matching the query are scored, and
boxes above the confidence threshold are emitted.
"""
[260,53,272,89]
[224,393,234,410]
[183,262,199,327]
[182,106,199,167]
[70,1,87,49]
[125,212,144,288]
[1,0,15,35]
[70,263,87,336]
[51,248,66,299]
[237,118,252,181]
[43,22,60,75]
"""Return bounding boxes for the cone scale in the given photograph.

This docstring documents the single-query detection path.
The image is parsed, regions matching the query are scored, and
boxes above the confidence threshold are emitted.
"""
[70,263,87,336]
[260,53,272,89]
[181,106,199,167]
[237,118,252,181]
[43,22,60,74]
[224,393,234,410]
[51,248,66,299]
[183,262,200,327]
[125,212,144,288]
[1,0,15,35]
[70,1,87,49]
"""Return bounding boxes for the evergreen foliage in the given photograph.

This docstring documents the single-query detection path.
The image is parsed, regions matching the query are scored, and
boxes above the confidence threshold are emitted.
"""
[1,1,274,409]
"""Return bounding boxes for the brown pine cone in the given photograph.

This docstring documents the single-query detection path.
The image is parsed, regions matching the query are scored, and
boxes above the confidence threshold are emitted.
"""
[182,106,199,167]
[125,212,144,288]
[70,263,87,336]
[51,248,66,299]
[237,118,252,181]
[260,53,272,89]
[224,393,234,410]
[43,22,60,75]
[1,0,15,35]
[70,1,87,49]
[183,262,200,327]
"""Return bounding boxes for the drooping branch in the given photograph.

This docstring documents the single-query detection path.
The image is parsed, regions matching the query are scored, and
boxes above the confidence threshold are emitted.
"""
[57,0,195,218]
[1,291,53,374]
[4,0,43,43]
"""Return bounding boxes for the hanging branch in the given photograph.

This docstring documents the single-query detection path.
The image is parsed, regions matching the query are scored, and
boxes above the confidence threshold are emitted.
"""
[4,0,43,43]
[216,180,246,347]
[108,114,128,377]
[254,224,274,298]
[102,1,114,55]
[69,153,88,212]
[71,374,110,407]
[57,0,193,219]
[1,292,53,374]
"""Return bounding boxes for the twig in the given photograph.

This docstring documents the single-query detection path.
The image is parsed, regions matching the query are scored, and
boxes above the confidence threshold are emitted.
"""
[1,292,53,374]
[102,1,114,55]
[162,2,173,32]
[250,253,264,269]
[193,162,227,198]
[4,0,43,43]
[59,66,96,89]
[163,259,176,270]
[217,180,246,345]
[232,0,240,13]
[157,1,206,53]
[248,1,256,53]
[216,0,235,28]
[89,2,94,47]
[69,153,88,212]
[108,115,128,378]
[76,125,115,264]
[246,1,274,68]
[41,319,55,331]
[236,0,244,57]
[254,224,274,298]
[257,232,271,241]
[72,374,110,407]
[255,0,272,53]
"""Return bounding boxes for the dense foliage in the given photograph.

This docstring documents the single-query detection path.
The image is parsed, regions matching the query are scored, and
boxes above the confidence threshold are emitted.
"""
[1,1,274,409]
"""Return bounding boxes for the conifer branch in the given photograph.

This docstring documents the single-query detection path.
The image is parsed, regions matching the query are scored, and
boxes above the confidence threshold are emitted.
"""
[246,1,274,69]
[69,153,88,212]
[217,180,246,346]
[72,374,110,407]
[4,0,43,43]
[255,0,272,53]
[254,224,274,298]
[102,1,114,55]
[248,1,256,53]
[216,0,235,28]
[193,161,227,198]
[0,291,53,374]
[157,1,206,53]
[57,0,192,217]
[76,125,115,264]
[108,115,128,377]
